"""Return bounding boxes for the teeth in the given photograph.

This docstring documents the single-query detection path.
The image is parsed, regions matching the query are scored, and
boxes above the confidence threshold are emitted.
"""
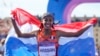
[46,25,50,26]
[46,24,50,26]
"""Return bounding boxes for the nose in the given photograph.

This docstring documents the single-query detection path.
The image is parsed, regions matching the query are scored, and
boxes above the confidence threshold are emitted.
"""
[45,20,51,23]
[47,20,51,23]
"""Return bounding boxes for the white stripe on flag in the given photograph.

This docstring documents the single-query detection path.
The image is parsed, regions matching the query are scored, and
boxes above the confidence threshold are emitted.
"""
[59,26,93,45]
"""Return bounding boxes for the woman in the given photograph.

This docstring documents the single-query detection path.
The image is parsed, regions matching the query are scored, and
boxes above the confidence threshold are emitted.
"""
[11,13,91,56]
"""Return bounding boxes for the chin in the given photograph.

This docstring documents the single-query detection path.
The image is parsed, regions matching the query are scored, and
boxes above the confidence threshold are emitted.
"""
[45,27,51,29]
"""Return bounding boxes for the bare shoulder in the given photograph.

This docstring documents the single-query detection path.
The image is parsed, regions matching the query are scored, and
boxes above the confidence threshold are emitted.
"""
[55,30,61,38]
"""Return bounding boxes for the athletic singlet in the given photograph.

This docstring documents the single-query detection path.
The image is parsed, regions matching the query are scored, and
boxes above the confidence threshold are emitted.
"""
[37,30,58,56]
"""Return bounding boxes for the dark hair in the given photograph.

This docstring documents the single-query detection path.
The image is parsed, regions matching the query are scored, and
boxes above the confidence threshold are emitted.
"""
[42,13,54,20]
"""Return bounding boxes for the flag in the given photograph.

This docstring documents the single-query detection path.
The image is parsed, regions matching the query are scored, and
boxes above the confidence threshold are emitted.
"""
[5,8,97,56]
[11,8,41,27]
[4,24,38,56]
[54,17,97,33]
[4,23,96,56]
[58,26,96,56]
[11,8,97,33]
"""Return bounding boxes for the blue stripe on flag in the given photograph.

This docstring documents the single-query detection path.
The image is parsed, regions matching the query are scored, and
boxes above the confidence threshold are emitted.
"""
[5,37,38,56]
[58,37,95,56]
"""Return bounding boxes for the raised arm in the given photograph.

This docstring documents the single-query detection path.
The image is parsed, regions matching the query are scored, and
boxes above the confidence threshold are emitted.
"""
[57,25,91,37]
[11,18,36,38]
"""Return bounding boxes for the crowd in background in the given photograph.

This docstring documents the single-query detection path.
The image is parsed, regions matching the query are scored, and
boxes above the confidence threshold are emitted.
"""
[0,17,12,56]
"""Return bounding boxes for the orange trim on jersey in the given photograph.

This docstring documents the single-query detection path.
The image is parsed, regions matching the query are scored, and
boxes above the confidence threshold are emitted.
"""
[37,29,57,43]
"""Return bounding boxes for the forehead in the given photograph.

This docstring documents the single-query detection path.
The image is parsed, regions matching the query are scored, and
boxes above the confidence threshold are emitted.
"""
[43,16,54,20]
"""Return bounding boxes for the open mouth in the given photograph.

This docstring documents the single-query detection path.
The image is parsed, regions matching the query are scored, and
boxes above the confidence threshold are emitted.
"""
[45,24,51,27]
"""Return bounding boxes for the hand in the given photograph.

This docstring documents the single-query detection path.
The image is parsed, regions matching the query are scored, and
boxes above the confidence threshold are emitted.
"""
[11,17,15,22]
[88,17,97,24]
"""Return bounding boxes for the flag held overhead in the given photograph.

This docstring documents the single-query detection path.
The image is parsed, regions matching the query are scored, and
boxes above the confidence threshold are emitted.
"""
[11,8,41,27]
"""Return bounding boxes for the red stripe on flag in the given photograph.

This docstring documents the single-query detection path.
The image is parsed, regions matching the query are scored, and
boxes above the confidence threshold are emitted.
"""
[54,18,97,32]
[11,8,41,27]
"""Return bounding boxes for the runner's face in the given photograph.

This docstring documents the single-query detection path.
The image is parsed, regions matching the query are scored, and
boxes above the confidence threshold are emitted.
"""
[42,16,54,29]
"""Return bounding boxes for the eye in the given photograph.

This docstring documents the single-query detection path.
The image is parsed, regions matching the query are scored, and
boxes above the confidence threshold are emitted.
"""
[45,19,48,21]
[49,18,53,22]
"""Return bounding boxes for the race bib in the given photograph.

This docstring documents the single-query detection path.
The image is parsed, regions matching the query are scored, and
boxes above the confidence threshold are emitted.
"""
[39,41,56,56]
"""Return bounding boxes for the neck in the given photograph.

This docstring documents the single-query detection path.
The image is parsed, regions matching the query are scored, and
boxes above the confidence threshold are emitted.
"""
[42,28,52,36]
